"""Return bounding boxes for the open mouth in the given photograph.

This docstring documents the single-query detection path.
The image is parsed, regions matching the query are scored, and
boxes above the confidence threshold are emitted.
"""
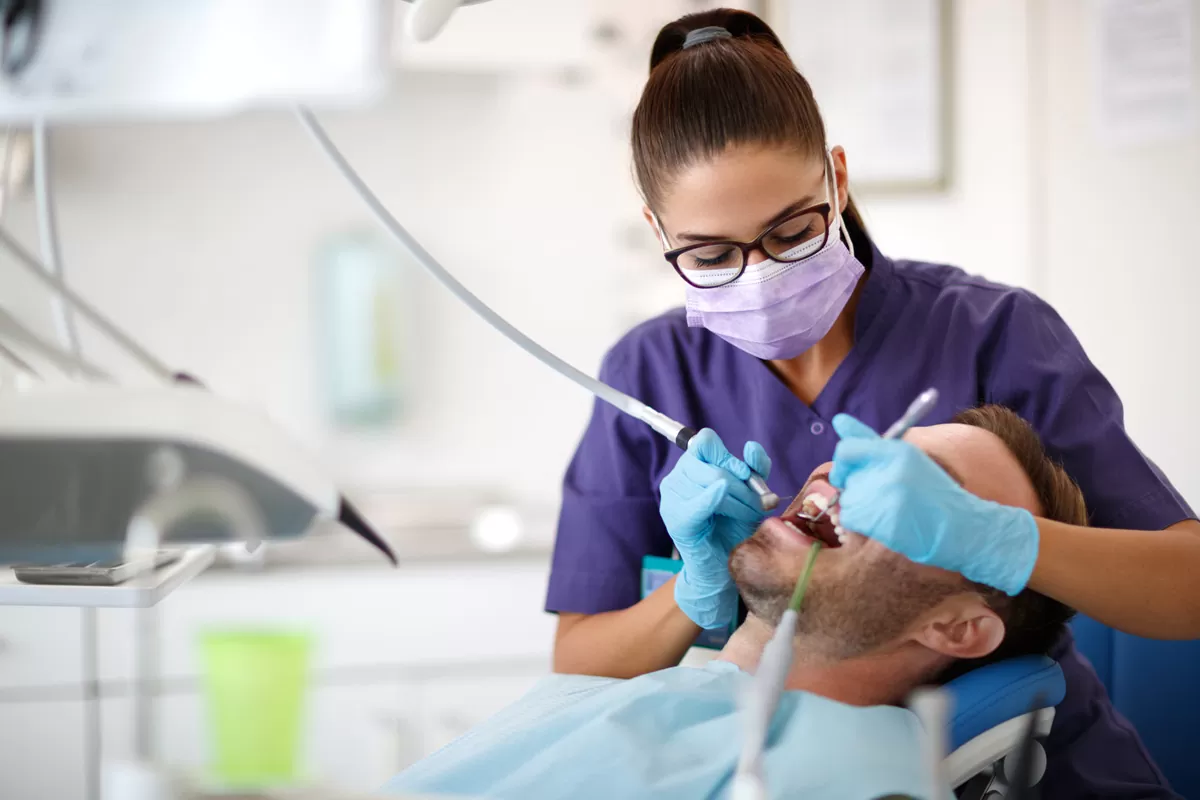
[780,508,842,548]
[778,481,842,548]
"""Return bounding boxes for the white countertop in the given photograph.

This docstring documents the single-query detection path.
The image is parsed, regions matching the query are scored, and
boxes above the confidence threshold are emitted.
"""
[0,546,216,608]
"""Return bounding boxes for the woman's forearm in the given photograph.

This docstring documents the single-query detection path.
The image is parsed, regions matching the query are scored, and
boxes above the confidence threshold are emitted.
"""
[553,576,701,678]
[1030,518,1200,639]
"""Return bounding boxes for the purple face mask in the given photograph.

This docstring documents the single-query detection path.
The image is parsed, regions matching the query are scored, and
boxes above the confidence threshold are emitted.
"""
[684,231,865,361]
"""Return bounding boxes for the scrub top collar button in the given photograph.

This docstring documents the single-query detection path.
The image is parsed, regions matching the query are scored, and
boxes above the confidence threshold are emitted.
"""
[810,421,826,435]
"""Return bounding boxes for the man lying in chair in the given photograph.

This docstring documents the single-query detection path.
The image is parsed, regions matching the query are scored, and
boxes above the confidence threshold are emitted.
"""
[383,405,1082,800]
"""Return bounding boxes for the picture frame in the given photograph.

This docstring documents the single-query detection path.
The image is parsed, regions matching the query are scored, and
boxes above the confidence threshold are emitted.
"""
[766,0,954,193]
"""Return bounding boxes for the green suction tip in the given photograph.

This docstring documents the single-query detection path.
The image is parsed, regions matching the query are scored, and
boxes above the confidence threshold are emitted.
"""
[788,542,823,613]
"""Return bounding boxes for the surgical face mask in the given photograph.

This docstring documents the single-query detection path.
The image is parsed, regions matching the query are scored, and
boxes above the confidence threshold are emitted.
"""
[676,152,864,361]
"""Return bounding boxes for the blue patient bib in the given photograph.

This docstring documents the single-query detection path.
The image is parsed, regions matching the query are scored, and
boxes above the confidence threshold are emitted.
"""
[383,662,943,799]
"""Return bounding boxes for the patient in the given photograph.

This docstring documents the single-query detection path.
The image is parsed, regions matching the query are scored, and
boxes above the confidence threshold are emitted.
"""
[384,406,1084,799]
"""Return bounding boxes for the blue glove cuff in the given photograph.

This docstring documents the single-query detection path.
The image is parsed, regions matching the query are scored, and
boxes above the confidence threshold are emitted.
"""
[675,568,737,629]
[962,506,1040,596]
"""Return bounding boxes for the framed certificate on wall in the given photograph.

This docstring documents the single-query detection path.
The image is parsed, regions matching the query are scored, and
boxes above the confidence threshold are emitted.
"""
[768,0,953,192]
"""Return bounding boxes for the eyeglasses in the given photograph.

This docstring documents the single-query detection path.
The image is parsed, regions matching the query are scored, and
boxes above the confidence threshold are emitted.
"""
[663,203,833,289]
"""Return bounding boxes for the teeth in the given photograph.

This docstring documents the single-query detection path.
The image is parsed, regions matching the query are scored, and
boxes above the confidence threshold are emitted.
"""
[804,493,830,511]
[830,507,840,525]
[784,520,804,535]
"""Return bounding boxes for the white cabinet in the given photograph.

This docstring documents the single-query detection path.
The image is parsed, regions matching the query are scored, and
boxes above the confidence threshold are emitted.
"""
[0,700,86,800]
[96,563,556,682]
[394,0,593,73]
[305,683,408,791]
[0,606,83,689]
[391,0,757,75]
[98,684,406,794]
[2,560,556,797]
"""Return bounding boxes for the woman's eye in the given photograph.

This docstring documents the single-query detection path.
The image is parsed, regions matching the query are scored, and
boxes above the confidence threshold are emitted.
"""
[682,246,738,269]
[768,213,826,249]
[775,226,816,244]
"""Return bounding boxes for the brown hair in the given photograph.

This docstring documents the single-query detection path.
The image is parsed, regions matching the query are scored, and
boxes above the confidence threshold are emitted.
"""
[937,405,1085,681]
[632,9,868,241]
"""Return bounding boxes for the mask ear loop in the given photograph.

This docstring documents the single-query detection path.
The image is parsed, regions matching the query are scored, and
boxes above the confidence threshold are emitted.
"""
[826,149,854,260]
[649,211,669,250]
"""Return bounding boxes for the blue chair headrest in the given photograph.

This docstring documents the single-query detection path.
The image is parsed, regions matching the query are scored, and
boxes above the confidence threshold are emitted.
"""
[941,655,1066,750]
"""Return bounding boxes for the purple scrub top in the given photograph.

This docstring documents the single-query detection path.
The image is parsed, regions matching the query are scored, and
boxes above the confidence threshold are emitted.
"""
[548,242,1195,799]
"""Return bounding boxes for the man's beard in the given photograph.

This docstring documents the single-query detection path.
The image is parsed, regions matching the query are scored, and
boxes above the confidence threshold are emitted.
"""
[729,532,962,661]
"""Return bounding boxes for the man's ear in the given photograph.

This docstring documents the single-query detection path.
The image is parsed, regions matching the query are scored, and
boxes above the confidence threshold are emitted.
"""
[911,596,1006,660]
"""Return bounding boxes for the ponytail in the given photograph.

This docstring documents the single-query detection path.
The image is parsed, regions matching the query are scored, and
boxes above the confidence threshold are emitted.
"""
[632,9,869,244]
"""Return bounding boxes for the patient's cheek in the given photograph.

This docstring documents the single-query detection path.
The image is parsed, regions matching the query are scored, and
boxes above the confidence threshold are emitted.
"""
[838,531,872,554]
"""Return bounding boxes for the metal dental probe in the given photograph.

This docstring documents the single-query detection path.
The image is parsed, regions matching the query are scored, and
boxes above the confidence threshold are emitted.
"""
[794,387,941,525]
[297,107,780,511]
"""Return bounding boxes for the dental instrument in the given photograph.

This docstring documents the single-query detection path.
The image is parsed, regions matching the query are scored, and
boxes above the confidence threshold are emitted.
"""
[296,107,782,512]
[0,305,109,380]
[33,119,84,364]
[909,686,952,800]
[796,387,940,524]
[731,541,822,800]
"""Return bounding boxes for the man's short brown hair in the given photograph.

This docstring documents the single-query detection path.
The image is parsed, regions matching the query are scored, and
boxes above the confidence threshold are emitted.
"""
[937,405,1084,681]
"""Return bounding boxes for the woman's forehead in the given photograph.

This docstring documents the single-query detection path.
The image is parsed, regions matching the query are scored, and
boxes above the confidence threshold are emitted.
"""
[656,145,824,236]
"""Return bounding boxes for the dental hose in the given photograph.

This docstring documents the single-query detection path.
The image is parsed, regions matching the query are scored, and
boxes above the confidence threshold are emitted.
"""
[294,107,779,511]
[731,542,823,800]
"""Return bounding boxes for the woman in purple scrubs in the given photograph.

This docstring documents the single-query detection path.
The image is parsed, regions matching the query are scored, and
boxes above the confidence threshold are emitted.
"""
[547,9,1198,800]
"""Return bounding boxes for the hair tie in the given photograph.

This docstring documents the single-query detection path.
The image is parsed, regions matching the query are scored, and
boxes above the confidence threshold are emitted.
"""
[682,26,732,50]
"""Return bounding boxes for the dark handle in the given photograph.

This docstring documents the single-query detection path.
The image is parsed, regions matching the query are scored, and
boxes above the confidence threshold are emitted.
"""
[675,426,698,451]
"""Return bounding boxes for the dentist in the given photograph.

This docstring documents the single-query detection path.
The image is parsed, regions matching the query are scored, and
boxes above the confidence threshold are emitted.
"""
[546,9,1197,800]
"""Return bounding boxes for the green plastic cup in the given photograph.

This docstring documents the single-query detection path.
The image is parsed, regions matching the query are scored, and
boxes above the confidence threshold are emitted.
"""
[199,630,312,787]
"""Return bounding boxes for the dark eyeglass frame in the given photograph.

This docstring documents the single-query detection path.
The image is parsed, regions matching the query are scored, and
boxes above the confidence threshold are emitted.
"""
[663,203,834,289]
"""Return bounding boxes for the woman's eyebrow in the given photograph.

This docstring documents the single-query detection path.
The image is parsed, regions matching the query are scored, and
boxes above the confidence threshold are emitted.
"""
[674,194,820,243]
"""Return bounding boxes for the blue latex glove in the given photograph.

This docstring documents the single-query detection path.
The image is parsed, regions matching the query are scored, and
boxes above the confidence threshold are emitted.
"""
[828,414,1039,596]
[659,429,772,628]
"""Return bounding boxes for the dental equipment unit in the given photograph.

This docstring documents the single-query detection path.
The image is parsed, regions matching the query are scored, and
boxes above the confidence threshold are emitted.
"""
[0,217,397,565]
[295,108,781,512]
[0,0,416,566]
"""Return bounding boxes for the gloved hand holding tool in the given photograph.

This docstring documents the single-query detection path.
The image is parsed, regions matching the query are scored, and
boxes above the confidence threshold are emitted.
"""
[659,429,772,628]
[829,413,1039,596]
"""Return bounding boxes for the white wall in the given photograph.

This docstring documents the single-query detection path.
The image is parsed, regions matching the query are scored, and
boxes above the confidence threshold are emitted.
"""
[858,0,1034,289]
[1035,0,1200,508]
[858,0,1200,510]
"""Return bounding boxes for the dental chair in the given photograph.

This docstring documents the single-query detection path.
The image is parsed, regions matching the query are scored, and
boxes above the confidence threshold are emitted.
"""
[943,655,1064,799]
[1071,615,1200,799]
